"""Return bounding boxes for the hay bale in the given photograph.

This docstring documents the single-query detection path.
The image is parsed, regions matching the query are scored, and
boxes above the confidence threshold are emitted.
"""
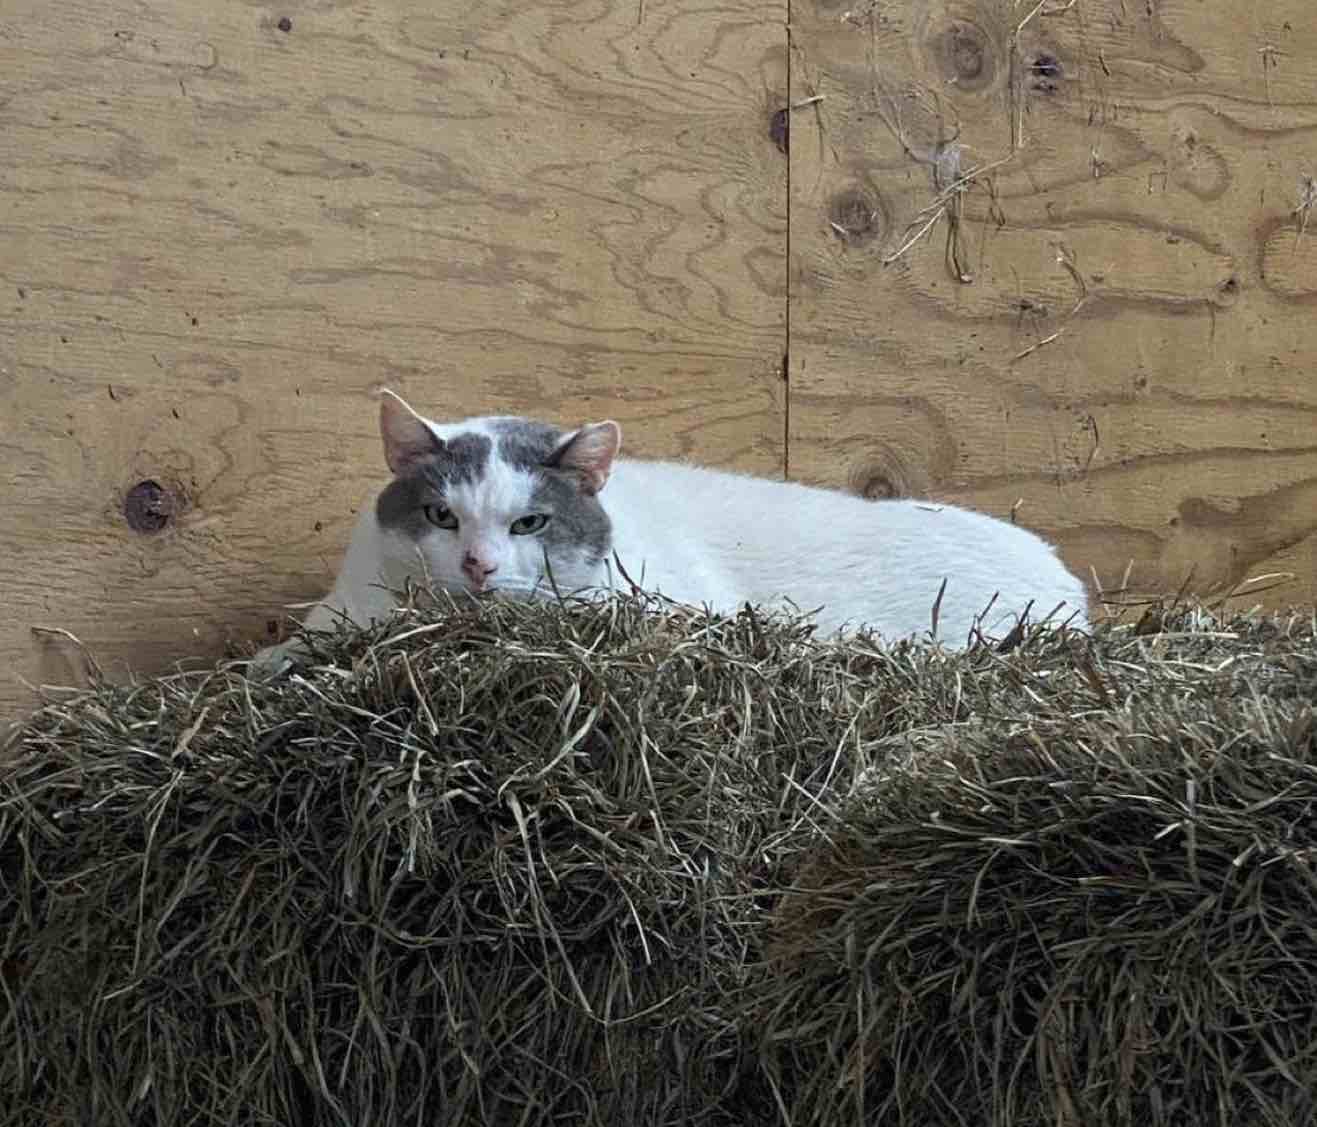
[2,592,1314,1127]
[0,593,888,1127]
[754,608,1317,1127]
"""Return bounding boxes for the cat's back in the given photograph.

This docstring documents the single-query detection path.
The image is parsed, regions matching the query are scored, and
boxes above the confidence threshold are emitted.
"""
[602,456,1089,642]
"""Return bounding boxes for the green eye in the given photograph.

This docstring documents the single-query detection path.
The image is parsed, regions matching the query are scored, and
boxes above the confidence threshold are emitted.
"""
[510,514,549,535]
[423,505,459,530]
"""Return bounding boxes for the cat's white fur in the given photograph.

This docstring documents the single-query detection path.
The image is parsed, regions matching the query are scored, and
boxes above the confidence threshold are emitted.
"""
[602,463,1089,635]
[252,392,1089,673]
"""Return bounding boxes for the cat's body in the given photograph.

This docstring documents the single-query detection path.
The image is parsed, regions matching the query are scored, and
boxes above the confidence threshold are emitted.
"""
[578,458,1087,636]
[252,394,1089,673]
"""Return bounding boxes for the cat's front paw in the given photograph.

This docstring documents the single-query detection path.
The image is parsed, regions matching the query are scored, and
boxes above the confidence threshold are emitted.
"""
[247,637,308,680]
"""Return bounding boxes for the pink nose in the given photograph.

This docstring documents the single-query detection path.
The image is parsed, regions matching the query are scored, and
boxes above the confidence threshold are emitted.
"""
[462,553,497,586]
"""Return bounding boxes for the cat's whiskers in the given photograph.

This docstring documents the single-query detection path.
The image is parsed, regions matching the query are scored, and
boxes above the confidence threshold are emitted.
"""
[482,578,541,599]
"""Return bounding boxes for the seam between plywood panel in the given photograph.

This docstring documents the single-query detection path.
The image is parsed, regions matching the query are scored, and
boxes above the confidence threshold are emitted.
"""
[782,0,790,481]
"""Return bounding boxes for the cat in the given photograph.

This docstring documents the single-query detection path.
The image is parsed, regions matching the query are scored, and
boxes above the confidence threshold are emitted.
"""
[250,390,1090,674]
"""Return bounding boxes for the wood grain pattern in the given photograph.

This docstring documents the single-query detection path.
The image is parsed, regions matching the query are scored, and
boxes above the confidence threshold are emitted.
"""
[788,0,1317,608]
[0,0,787,721]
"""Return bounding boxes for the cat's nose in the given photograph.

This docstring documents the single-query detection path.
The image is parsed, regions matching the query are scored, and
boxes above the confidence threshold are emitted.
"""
[462,553,498,586]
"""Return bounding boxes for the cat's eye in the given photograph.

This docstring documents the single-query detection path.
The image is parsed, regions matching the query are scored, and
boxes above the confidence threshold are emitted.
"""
[510,514,550,535]
[423,504,459,530]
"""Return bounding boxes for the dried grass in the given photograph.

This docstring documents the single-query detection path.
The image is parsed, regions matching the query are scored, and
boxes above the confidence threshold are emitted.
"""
[2,590,1315,1126]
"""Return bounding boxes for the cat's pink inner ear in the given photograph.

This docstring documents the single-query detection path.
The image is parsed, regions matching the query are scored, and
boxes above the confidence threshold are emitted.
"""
[553,420,621,494]
[379,390,443,475]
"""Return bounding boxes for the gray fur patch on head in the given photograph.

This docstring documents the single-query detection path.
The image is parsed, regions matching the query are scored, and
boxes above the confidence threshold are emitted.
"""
[375,431,492,534]
[491,418,612,566]
[375,476,427,535]
[487,417,568,471]
[529,470,612,566]
[421,432,493,489]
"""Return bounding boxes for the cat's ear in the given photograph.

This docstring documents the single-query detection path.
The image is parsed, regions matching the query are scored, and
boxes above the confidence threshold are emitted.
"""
[549,420,621,495]
[379,389,443,476]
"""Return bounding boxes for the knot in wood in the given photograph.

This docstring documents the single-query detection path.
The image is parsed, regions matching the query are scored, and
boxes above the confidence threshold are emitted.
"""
[828,188,883,245]
[930,20,997,94]
[123,480,176,534]
[861,473,898,500]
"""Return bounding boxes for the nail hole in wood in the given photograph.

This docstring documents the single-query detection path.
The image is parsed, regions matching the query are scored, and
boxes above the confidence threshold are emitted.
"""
[1030,52,1063,93]
[1032,53,1061,78]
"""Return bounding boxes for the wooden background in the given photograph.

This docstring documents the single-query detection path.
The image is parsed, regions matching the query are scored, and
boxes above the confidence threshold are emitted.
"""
[787,0,1317,622]
[1,0,1314,721]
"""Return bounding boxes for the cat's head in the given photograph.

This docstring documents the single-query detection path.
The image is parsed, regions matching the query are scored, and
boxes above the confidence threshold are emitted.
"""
[373,390,620,600]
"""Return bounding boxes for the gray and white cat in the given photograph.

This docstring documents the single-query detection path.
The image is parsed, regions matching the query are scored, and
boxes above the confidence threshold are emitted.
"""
[251,390,1089,674]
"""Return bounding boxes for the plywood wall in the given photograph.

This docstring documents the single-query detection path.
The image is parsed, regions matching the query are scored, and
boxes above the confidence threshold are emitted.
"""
[787,0,1317,610]
[2,0,1314,722]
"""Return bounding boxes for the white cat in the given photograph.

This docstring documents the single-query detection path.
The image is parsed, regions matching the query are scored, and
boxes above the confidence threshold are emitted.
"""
[251,390,1089,673]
